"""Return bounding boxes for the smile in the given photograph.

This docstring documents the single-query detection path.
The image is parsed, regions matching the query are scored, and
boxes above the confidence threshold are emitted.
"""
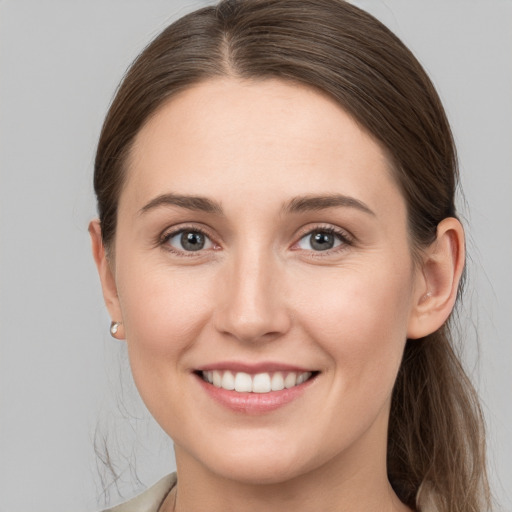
[194,363,320,413]
[200,370,315,393]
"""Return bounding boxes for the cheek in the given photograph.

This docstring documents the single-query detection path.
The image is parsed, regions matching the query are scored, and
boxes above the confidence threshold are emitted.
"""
[295,259,414,391]
[116,258,215,372]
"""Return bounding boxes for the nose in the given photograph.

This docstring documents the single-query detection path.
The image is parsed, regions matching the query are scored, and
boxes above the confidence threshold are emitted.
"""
[213,249,291,344]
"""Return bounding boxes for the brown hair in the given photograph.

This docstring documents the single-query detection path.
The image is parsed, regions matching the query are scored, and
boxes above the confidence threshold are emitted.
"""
[94,1,490,510]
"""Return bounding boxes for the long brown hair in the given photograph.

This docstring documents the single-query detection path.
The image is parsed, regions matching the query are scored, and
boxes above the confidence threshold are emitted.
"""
[94,1,490,510]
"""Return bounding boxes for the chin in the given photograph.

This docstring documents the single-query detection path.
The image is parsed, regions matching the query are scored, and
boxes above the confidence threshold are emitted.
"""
[190,438,327,486]
[209,458,307,485]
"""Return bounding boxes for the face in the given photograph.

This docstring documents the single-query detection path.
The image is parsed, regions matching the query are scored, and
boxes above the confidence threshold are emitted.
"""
[107,78,423,484]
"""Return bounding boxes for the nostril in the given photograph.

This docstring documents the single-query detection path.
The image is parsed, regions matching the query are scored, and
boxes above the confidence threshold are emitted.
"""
[214,309,292,344]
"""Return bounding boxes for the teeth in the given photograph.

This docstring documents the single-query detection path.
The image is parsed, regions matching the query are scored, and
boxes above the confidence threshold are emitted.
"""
[221,371,235,390]
[297,372,308,385]
[253,373,271,393]
[234,372,252,392]
[212,370,222,387]
[271,372,285,391]
[284,372,297,388]
[201,370,313,393]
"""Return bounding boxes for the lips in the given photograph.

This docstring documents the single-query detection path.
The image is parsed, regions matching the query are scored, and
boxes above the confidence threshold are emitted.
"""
[194,363,319,413]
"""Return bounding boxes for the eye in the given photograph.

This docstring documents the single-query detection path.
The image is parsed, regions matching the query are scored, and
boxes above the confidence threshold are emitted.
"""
[296,228,347,251]
[165,229,214,252]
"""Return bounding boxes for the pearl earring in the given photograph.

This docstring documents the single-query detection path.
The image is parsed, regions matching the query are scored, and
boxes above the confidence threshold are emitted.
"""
[110,321,122,337]
[421,291,432,302]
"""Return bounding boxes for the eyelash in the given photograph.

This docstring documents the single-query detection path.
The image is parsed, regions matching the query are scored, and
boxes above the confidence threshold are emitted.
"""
[158,224,353,257]
[293,225,353,257]
[159,224,216,257]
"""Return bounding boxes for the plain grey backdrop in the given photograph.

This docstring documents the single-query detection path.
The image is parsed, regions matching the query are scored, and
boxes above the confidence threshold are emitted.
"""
[0,1,511,510]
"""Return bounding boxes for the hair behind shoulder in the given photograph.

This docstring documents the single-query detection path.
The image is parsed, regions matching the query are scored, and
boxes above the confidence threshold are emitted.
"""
[94,1,491,509]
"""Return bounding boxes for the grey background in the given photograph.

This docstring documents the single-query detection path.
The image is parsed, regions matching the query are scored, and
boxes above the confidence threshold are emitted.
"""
[0,1,510,510]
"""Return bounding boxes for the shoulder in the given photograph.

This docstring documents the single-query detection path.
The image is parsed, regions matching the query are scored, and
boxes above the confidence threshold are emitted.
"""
[103,473,177,512]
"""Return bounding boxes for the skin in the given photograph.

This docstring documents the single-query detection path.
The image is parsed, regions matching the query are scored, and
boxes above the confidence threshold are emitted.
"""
[90,78,464,512]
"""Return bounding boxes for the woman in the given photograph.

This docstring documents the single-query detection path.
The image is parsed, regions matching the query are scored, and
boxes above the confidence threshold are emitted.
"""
[90,0,491,510]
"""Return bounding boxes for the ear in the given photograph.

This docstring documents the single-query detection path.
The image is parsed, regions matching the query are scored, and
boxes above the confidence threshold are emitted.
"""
[89,219,125,339]
[407,217,465,339]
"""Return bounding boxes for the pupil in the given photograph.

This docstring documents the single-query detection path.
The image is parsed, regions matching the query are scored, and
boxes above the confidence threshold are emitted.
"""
[181,231,205,251]
[311,232,334,251]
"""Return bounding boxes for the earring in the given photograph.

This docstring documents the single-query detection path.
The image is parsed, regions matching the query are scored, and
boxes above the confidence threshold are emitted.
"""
[110,321,122,337]
[421,291,432,302]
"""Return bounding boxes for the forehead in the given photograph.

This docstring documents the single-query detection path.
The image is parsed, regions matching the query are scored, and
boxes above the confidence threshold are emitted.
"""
[122,78,403,218]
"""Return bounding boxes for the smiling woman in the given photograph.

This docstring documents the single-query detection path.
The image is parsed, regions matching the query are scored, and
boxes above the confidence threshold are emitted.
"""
[89,1,490,511]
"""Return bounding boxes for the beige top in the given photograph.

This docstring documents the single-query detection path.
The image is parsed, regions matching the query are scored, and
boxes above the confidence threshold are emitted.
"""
[104,473,176,512]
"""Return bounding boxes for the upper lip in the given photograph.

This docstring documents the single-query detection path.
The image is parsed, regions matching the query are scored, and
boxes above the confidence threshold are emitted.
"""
[195,361,316,374]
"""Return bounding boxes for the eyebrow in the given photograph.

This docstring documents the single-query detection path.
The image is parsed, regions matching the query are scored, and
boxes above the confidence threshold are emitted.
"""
[139,193,223,215]
[282,194,375,216]
[138,192,375,217]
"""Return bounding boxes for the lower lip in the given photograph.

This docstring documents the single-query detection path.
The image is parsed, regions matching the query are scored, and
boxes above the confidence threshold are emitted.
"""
[195,374,317,414]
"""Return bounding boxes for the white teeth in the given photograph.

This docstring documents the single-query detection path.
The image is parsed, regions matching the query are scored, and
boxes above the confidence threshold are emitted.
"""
[271,372,285,391]
[201,370,313,393]
[221,371,235,390]
[297,372,311,385]
[234,372,253,392]
[253,373,271,393]
[284,372,297,389]
[212,370,222,387]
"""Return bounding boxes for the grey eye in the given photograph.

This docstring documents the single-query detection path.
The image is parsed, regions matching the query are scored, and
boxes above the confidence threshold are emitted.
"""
[297,230,342,251]
[167,230,213,252]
